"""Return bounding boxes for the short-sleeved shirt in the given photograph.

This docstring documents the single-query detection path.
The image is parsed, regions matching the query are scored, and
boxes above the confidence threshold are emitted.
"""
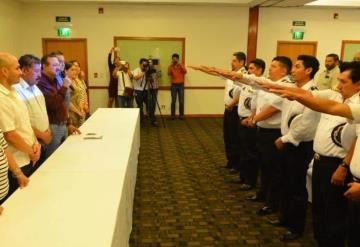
[117,71,133,96]
[0,129,9,201]
[315,66,340,90]
[347,103,360,178]
[0,84,36,167]
[252,76,292,129]
[14,78,49,132]
[168,64,187,84]
[312,90,359,158]
[132,68,147,91]
[280,80,321,146]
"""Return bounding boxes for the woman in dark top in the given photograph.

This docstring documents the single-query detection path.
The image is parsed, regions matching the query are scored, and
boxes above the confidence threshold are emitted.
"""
[107,47,120,107]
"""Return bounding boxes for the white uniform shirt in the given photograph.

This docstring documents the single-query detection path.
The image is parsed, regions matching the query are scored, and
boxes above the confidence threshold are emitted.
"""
[280,80,321,146]
[347,103,360,178]
[116,71,133,96]
[251,76,292,129]
[224,67,247,105]
[312,90,359,158]
[132,67,147,91]
[238,85,256,117]
[0,84,36,167]
[0,129,9,200]
[13,78,49,132]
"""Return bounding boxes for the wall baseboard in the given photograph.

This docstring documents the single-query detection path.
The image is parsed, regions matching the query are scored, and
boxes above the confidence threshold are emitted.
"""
[157,114,223,118]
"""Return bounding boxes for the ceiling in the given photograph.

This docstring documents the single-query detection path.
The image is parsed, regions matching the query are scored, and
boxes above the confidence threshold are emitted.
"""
[17,0,360,7]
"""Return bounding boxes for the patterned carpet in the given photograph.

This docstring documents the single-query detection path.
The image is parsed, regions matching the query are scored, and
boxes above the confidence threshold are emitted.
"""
[130,118,316,247]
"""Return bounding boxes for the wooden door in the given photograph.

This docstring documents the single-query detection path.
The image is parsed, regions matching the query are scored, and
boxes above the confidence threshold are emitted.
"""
[42,38,88,83]
[277,41,317,65]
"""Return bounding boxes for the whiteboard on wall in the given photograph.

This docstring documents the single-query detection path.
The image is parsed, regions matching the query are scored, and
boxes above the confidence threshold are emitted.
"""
[114,37,185,87]
[341,40,360,62]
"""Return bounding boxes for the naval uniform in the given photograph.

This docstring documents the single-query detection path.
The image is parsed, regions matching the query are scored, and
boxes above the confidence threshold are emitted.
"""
[278,80,321,236]
[237,84,258,187]
[345,102,360,247]
[241,75,292,209]
[223,67,247,170]
[311,90,359,247]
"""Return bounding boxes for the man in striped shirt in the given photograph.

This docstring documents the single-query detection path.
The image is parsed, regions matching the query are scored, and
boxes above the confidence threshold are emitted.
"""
[0,127,29,212]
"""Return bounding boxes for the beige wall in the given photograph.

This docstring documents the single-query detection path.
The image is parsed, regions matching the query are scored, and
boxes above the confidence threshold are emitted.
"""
[257,7,360,73]
[4,3,360,115]
[0,0,22,56]
[19,3,249,115]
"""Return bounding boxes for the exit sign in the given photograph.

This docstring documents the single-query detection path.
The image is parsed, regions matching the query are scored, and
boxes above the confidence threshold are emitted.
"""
[292,21,306,26]
[57,27,71,37]
[56,16,71,22]
[292,31,304,40]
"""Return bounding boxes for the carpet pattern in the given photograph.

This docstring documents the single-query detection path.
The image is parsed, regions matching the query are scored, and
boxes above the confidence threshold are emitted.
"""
[130,118,316,247]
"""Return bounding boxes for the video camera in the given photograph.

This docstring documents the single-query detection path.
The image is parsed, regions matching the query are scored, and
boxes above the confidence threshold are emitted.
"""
[144,58,159,75]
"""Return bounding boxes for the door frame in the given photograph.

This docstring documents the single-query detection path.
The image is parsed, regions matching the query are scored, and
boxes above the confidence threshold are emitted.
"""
[276,41,318,56]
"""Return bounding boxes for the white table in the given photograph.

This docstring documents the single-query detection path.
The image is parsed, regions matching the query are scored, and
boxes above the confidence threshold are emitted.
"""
[0,108,140,247]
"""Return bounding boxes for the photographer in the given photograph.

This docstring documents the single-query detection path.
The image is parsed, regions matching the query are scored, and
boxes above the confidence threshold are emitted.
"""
[132,58,149,124]
[168,53,187,120]
[147,59,161,126]
[113,61,134,108]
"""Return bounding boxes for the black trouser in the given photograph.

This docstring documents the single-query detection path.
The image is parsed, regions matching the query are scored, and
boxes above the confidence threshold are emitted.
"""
[279,141,314,235]
[223,107,240,170]
[238,121,258,186]
[256,127,282,208]
[312,155,349,247]
[0,162,34,204]
[135,90,148,123]
[347,186,360,247]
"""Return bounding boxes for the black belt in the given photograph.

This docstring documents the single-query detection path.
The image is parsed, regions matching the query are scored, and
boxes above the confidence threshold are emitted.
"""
[257,127,280,133]
[313,153,343,163]
[239,116,249,121]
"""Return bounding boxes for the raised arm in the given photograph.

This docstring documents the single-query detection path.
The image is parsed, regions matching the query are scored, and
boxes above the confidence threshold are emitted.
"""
[269,86,354,120]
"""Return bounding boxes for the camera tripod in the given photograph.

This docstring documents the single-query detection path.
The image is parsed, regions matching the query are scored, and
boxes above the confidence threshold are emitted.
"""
[142,73,166,128]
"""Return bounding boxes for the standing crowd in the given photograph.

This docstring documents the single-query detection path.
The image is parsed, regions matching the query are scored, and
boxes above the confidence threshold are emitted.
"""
[0,51,87,212]
[190,51,360,246]
[106,47,187,126]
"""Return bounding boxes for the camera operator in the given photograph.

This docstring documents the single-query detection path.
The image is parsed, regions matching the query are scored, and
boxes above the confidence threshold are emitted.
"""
[113,61,134,108]
[147,59,161,126]
[133,58,149,124]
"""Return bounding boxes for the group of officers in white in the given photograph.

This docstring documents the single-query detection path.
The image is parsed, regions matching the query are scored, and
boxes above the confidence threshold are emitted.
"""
[190,51,360,246]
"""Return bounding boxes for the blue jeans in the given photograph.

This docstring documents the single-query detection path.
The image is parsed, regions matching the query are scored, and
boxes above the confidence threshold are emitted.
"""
[171,83,184,117]
[115,96,134,108]
[45,124,67,160]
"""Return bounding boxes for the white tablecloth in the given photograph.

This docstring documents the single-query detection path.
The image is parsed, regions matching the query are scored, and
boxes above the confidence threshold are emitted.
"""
[0,108,140,247]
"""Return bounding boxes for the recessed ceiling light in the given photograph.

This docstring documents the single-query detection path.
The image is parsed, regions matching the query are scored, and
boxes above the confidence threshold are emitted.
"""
[306,0,360,7]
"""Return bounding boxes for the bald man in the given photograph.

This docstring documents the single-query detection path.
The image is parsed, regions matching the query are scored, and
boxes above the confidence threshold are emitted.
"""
[354,51,360,62]
[0,52,39,200]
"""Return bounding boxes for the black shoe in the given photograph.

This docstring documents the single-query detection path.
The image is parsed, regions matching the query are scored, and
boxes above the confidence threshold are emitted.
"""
[229,169,238,174]
[256,206,275,216]
[171,116,176,120]
[240,184,253,191]
[268,218,286,227]
[281,231,301,242]
[246,194,263,202]
[179,116,184,120]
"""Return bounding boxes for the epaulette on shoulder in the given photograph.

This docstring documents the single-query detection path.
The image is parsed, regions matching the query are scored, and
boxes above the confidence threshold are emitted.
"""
[310,86,318,91]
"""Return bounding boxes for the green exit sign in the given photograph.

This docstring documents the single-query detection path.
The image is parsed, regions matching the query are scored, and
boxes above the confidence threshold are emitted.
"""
[57,27,71,37]
[292,31,304,40]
